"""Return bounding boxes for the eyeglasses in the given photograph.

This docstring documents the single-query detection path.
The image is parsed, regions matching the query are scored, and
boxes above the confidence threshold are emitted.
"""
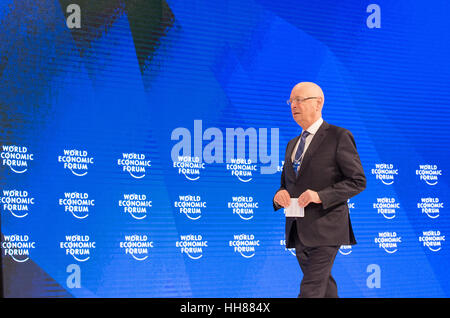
[286,96,319,105]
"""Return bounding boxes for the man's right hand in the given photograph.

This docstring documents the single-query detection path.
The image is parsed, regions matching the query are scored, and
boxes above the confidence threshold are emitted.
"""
[274,189,291,208]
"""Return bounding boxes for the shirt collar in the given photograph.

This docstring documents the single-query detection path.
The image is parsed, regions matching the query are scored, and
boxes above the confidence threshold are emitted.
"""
[303,117,323,136]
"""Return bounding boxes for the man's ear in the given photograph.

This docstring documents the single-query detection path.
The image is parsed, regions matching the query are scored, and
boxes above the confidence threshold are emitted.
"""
[316,97,323,111]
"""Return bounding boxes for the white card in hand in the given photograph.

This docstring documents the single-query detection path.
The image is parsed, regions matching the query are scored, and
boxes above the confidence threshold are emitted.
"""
[284,198,304,217]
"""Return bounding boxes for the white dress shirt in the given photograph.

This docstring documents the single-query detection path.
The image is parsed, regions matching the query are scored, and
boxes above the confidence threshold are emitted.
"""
[291,117,324,168]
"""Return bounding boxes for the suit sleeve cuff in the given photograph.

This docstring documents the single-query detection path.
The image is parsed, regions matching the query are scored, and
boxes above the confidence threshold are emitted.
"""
[317,188,333,210]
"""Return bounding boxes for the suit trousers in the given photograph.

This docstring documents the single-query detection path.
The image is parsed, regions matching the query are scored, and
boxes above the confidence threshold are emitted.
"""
[289,221,340,298]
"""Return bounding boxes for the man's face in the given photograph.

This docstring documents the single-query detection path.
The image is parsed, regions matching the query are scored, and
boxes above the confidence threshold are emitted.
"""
[289,86,321,127]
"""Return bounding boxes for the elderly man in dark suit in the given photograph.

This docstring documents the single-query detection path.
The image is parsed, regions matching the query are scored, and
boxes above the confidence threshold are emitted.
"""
[273,82,366,298]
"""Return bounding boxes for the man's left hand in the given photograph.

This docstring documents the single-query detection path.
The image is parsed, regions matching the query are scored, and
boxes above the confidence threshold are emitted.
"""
[298,190,322,208]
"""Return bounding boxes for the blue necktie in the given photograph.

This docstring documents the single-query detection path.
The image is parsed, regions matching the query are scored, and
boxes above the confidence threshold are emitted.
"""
[293,131,310,175]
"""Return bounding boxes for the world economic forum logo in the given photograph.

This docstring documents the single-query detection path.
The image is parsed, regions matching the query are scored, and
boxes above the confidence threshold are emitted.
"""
[176,234,208,260]
[174,195,206,220]
[339,245,352,255]
[59,235,96,262]
[416,164,441,185]
[227,196,258,220]
[373,197,399,220]
[229,234,260,258]
[118,193,152,220]
[1,189,34,218]
[119,235,153,261]
[173,156,205,181]
[419,230,445,252]
[417,197,442,219]
[58,149,94,176]
[226,158,257,182]
[59,192,94,219]
[374,232,401,254]
[1,234,35,263]
[117,153,151,179]
[371,163,398,185]
[279,240,296,256]
[1,145,34,174]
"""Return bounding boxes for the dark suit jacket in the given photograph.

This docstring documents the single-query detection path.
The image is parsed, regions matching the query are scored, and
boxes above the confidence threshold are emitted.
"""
[274,120,366,248]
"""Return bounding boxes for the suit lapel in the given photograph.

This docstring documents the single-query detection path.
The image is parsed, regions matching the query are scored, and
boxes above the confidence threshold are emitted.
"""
[296,121,329,178]
[284,135,300,179]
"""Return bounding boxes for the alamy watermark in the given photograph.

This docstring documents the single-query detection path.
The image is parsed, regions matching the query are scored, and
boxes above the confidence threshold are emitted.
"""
[170,120,279,175]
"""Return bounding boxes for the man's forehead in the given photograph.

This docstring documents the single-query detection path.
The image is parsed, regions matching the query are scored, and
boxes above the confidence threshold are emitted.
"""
[290,83,322,97]
[290,87,311,96]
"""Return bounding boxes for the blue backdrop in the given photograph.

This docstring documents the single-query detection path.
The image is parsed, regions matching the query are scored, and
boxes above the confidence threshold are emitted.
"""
[1,0,449,297]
